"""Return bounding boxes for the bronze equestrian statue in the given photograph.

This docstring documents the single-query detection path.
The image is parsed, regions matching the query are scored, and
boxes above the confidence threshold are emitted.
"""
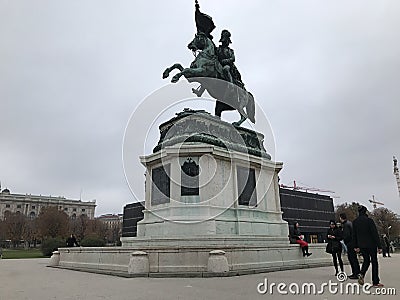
[162,1,255,126]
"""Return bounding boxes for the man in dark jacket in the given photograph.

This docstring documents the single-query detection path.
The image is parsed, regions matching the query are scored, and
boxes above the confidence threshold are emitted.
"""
[353,206,383,287]
[66,234,79,247]
[381,234,391,257]
[340,213,360,279]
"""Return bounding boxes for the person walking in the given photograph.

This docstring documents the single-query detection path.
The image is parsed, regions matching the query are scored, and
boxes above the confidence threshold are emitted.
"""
[339,213,360,279]
[66,234,79,247]
[382,234,391,257]
[353,206,384,287]
[326,220,344,276]
[290,221,312,257]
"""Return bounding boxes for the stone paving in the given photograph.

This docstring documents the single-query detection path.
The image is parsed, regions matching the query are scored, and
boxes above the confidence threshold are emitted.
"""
[0,254,399,300]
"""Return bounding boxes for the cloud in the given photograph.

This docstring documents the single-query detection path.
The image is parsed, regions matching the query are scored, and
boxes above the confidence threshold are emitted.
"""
[1,0,399,215]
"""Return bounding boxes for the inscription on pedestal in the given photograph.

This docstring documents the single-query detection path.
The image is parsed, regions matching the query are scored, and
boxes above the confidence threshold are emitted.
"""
[237,166,257,206]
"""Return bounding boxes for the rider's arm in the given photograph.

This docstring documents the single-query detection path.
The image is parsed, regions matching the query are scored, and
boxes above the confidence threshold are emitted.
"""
[222,49,235,65]
[226,49,235,64]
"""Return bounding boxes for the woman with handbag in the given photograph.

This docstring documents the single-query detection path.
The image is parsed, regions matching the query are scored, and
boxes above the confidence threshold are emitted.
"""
[326,220,344,276]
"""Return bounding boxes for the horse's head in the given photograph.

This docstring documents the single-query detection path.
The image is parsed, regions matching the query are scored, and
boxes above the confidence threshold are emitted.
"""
[187,33,208,54]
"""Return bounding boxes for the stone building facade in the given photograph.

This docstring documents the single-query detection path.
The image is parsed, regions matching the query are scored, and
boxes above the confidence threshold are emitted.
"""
[97,214,123,244]
[0,188,96,220]
[97,213,123,228]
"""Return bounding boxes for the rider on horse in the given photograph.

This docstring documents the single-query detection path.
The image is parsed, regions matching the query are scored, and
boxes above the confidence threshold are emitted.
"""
[191,29,245,97]
[162,0,256,125]
[217,30,245,90]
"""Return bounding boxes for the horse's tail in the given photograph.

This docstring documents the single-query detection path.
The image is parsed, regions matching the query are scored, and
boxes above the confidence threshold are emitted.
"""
[247,92,256,123]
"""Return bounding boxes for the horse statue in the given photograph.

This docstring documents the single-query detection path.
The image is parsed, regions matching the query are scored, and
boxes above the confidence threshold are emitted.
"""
[162,32,255,127]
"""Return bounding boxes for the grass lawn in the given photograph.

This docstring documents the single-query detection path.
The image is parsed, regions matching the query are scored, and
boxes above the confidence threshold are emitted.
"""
[1,248,45,259]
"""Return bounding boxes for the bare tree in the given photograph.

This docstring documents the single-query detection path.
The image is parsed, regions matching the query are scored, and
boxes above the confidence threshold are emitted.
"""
[68,214,90,241]
[24,219,38,248]
[0,218,5,242]
[105,224,121,245]
[84,219,107,240]
[36,206,69,239]
[335,202,361,222]
[3,212,28,248]
[370,207,400,240]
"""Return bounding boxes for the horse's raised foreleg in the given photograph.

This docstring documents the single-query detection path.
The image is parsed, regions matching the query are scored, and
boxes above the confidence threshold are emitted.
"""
[162,63,184,79]
[172,67,207,83]
[171,72,183,83]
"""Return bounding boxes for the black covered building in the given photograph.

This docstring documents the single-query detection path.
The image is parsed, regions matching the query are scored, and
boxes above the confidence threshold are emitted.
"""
[121,202,145,237]
[122,188,335,243]
[280,188,335,243]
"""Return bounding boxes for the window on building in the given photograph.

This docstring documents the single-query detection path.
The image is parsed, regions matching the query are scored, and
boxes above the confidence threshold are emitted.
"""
[71,214,76,220]
[29,212,36,220]
[82,208,85,212]
[73,208,77,212]
[64,208,68,211]
[31,205,35,209]
[17,204,21,208]
[6,204,10,208]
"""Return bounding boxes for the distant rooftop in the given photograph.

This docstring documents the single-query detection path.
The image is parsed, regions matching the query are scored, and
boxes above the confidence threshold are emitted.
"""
[0,188,96,204]
[97,213,123,219]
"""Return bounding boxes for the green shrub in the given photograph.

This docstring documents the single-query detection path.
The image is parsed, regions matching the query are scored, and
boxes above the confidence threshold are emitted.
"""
[41,237,65,256]
[80,236,105,247]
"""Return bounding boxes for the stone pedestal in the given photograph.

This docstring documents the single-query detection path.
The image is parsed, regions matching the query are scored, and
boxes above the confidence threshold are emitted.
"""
[132,110,288,241]
[53,110,335,277]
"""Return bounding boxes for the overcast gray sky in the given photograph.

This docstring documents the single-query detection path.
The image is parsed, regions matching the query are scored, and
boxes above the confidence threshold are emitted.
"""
[1,0,399,216]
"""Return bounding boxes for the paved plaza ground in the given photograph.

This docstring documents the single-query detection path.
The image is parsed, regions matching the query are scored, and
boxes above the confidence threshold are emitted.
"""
[1,254,399,300]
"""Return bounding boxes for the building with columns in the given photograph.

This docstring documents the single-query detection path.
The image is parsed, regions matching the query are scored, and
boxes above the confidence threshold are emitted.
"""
[0,188,96,220]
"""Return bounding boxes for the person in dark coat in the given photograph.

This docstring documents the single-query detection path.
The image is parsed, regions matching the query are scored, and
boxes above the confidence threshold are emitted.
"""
[326,220,344,275]
[381,234,391,257]
[66,234,79,247]
[340,213,360,279]
[353,206,383,287]
[290,221,312,257]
